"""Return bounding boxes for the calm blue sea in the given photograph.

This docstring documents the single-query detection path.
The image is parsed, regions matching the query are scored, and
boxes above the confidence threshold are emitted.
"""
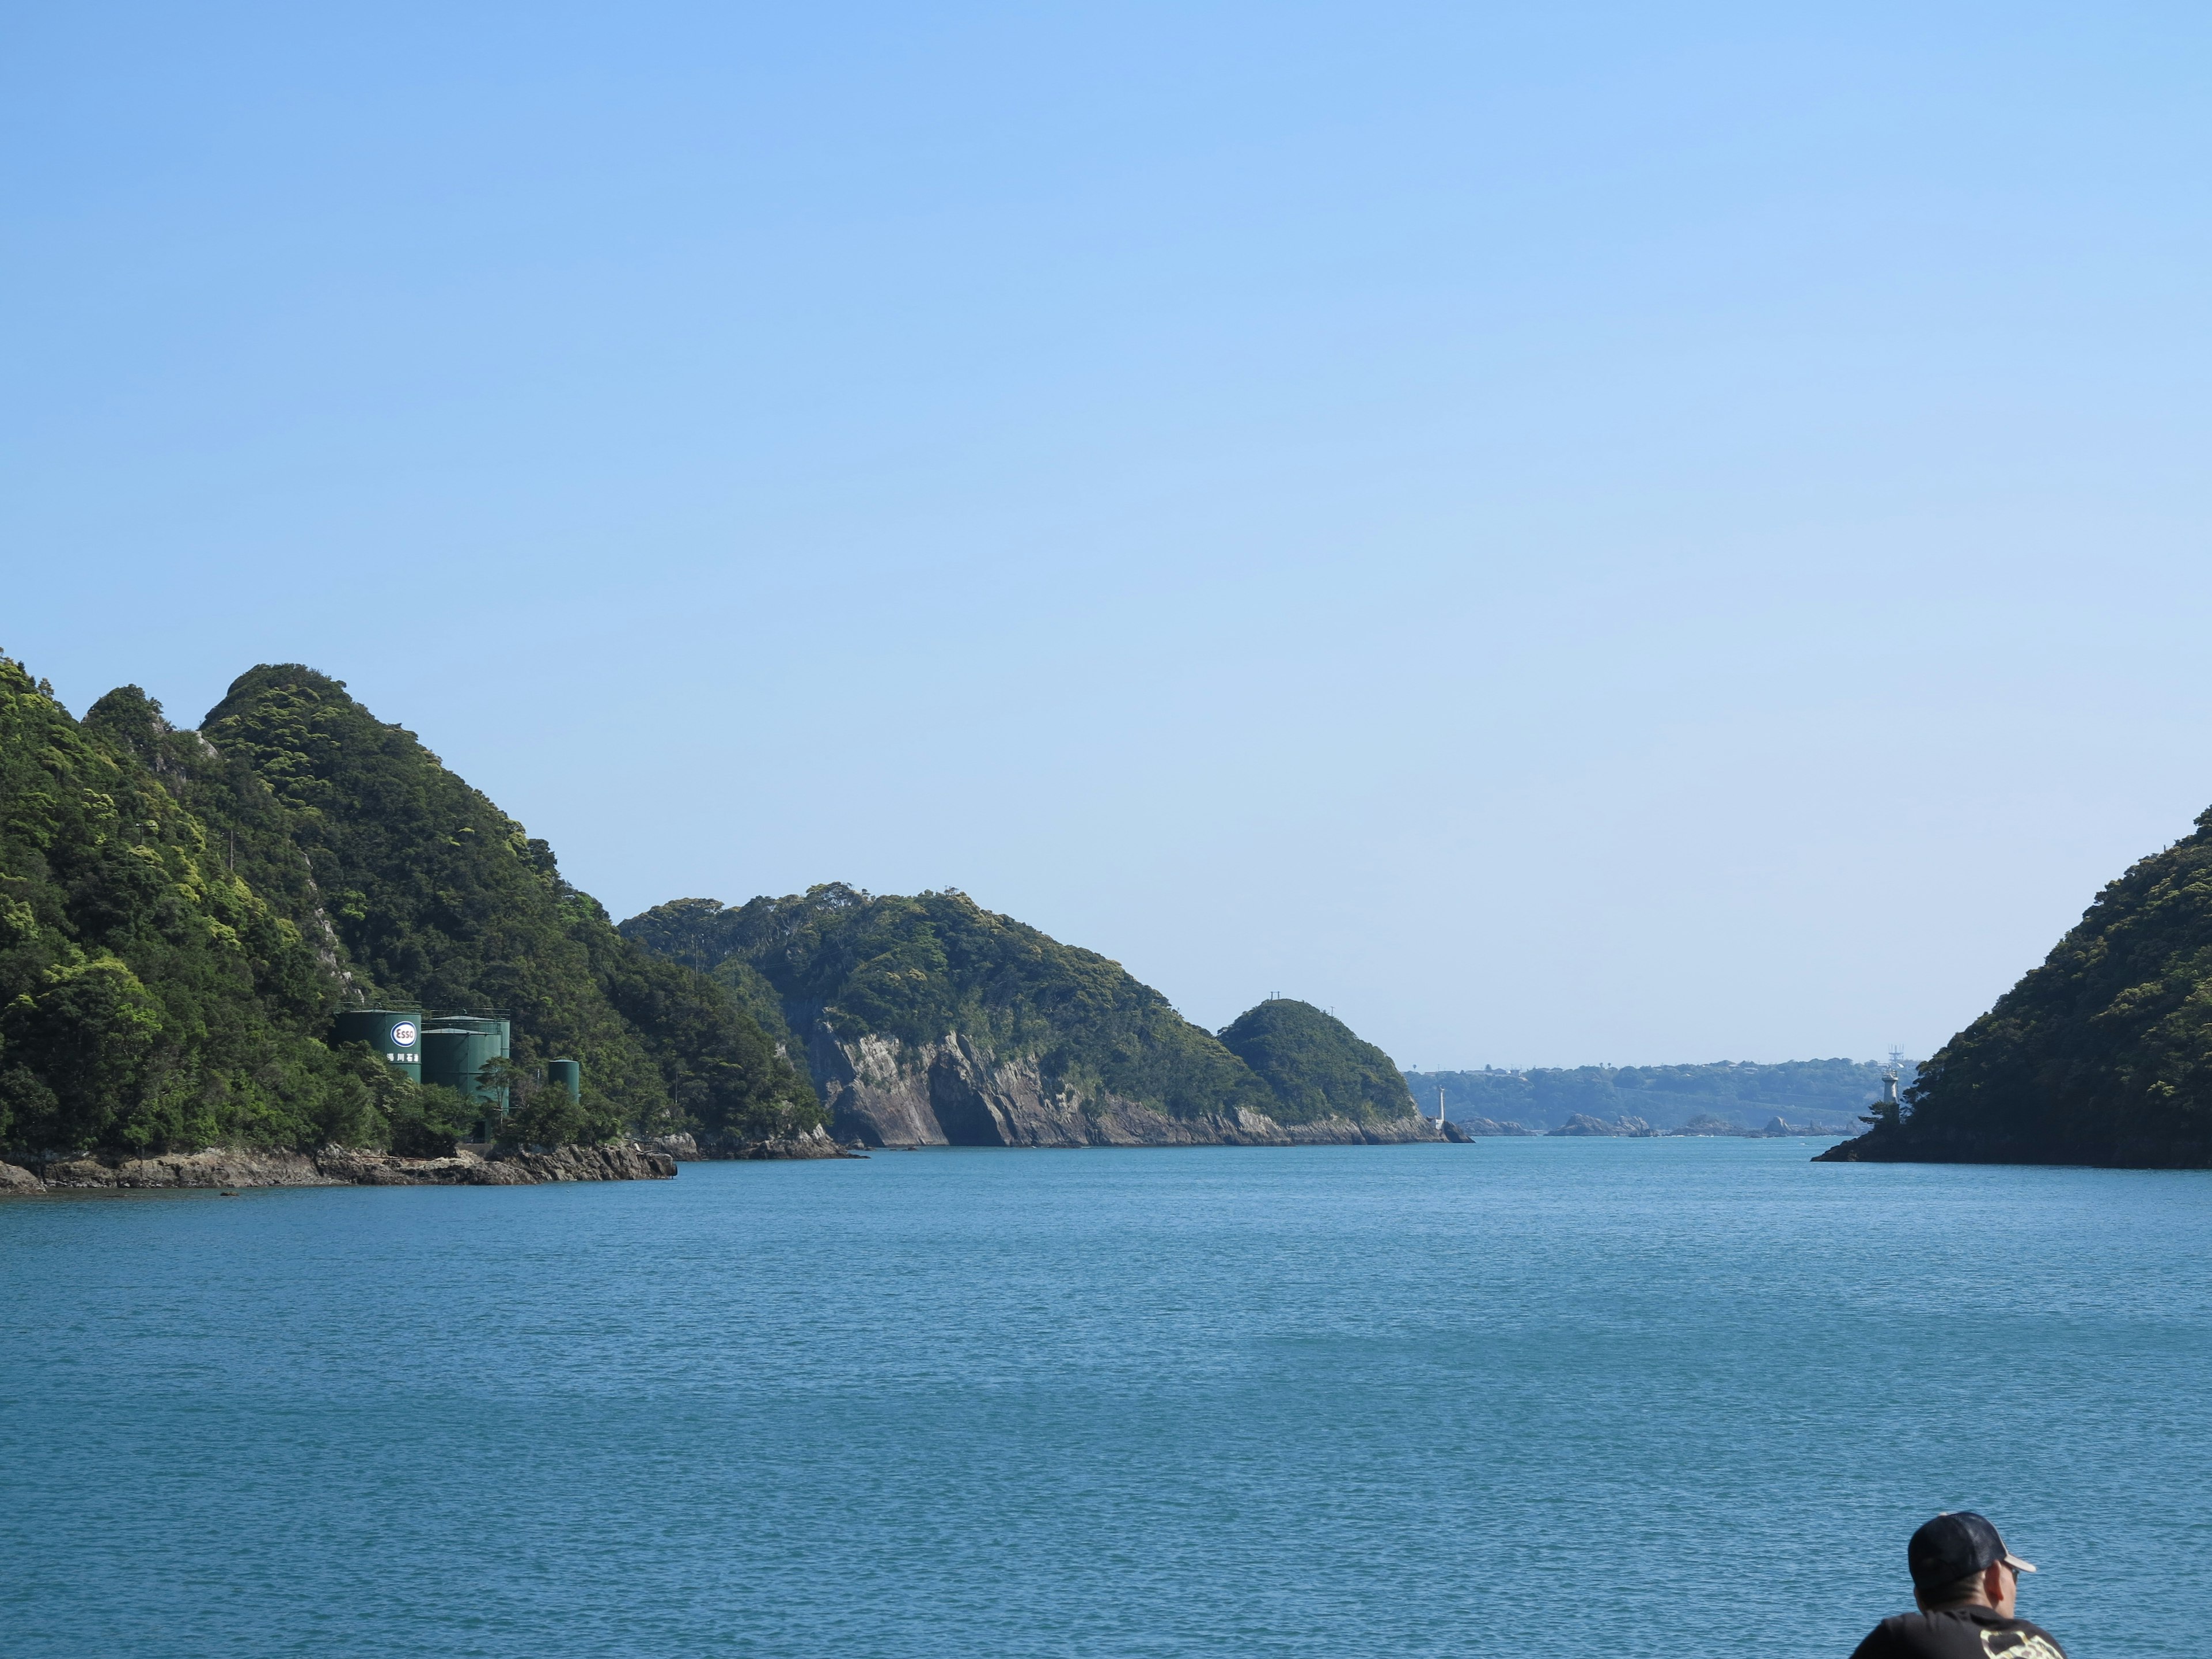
[3,1139,2208,1657]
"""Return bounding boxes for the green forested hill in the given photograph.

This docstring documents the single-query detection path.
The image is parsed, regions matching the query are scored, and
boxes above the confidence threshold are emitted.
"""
[1826,808,2212,1167]
[192,665,817,1145]
[621,887,1424,1128]
[1220,999,1420,1126]
[623,886,1283,1119]
[0,656,816,1158]
[0,657,385,1154]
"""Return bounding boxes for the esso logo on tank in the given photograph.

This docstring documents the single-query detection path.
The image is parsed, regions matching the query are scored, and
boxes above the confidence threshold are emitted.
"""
[391,1022,419,1047]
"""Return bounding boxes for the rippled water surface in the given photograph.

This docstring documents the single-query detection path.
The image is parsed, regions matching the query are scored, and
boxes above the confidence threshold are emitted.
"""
[3,1139,2209,1657]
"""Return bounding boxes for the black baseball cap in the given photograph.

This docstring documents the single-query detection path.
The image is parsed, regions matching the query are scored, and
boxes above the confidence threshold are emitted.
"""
[1908,1512,2037,1592]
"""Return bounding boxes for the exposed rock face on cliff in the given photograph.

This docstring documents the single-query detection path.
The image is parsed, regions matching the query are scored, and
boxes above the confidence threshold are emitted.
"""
[6,1142,676,1191]
[622,887,1456,1150]
[810,1029,1459,1147]
[641,1124,857,1161]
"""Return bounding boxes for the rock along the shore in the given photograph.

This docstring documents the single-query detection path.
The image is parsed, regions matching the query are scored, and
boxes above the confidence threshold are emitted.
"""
[810,1031,1465,1148]
[639,1124,863,1161]
[3,1143,677,1193]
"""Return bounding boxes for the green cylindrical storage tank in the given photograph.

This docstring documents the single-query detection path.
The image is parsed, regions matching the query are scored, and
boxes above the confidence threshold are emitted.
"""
[419,1027,471,1094]
[421,1014,511,1107]
[331,1008,425,1081]
[545,1058,581,1103]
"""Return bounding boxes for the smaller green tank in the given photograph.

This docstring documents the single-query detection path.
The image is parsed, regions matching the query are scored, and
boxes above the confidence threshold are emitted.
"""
[422,1014,510,1105]
[544,1058,581,1103]
[331,1009,425,1081]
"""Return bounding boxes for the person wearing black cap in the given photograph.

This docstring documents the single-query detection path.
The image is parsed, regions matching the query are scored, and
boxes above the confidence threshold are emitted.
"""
[1847,1512,2067,1658]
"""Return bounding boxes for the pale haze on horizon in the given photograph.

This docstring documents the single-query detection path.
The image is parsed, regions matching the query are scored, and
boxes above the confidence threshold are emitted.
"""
[7,3,2211,1069]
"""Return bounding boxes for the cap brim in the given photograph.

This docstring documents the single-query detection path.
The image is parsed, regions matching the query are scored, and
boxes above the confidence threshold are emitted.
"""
[2003,1554,2037,1574]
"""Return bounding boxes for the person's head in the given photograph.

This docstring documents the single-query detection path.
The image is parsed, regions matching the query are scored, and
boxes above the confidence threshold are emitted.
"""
[1908,1512,2036,1615]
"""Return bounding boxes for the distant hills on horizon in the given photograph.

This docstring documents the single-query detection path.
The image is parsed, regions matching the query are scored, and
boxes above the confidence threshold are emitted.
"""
[1404,1060,1907,1134]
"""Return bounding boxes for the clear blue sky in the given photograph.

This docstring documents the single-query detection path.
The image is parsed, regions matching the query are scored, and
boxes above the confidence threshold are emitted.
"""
[7,2,2211,1067]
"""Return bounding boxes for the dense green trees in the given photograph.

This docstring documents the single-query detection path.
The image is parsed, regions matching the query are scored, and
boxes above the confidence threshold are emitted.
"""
[1219,999,1419,1126]
[198,664,819,1147]
[0,656,817,1158]
[8,643,1435,1157]
[1828,808,2212,1167]
[0,657,384,1154]
[623,887,1424,1127]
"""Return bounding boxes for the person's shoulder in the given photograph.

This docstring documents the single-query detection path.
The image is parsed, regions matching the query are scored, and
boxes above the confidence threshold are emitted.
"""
[1846,1609,2067,1659]
[1845,1612,1934,1658]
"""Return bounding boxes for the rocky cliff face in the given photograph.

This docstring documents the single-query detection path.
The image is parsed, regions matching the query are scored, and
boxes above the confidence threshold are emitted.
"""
[810,1028,1460,1147]
[641,1125,857,1161]
[3,1142,676,1191]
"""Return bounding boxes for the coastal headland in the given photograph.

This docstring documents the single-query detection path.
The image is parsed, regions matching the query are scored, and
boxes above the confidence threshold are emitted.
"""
[1,657,1449,1181]
[619,889,1454,1148]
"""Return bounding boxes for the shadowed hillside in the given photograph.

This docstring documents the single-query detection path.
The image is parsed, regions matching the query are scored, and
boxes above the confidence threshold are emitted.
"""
[1825,806,2212,1168]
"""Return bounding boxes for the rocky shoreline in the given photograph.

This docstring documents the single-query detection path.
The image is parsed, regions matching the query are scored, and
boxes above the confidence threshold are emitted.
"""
[0,1141,679,1193]
[0,1120,887,1194]
[0,1105,1472,1194]
[640,1125,865,1161]
[811,1031,1467,1147]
